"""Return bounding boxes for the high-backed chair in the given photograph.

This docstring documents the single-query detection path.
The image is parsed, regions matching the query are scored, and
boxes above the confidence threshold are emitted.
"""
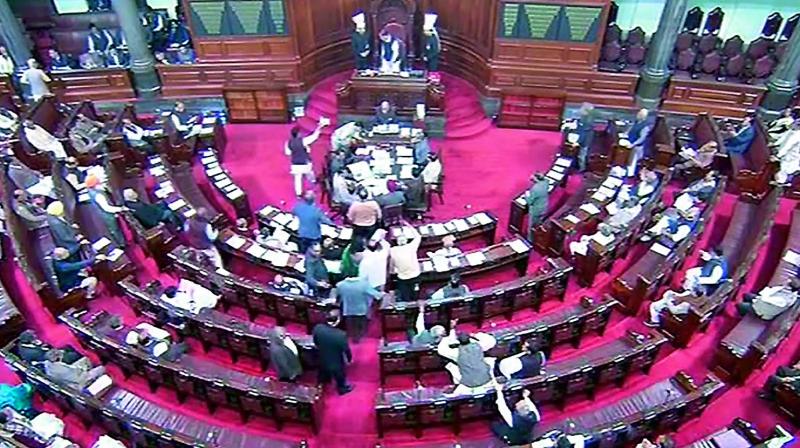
[761,13,784,40]
[370,0,416,58]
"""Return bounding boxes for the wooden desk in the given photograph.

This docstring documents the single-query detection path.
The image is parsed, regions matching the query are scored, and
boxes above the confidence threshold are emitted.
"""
[51,68,135,103]
[337,74,444,118]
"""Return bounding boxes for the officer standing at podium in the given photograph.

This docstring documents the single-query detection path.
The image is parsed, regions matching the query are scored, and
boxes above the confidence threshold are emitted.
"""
[351,11,371,71]
[422,12,441,72]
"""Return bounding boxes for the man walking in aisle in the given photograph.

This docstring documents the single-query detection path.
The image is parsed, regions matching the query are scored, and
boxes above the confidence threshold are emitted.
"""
[312,312,354,395]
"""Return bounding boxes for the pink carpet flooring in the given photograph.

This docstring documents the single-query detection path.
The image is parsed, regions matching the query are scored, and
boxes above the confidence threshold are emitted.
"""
[0,74,798,447]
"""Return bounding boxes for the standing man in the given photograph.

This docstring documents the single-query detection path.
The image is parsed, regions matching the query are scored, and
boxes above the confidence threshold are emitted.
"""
[182,208,223,269]
[347,188,381,239]
[284,119,329,197]
[378,30,403,74]
[351,11,371,71]
[334,274,382,342]
[20,60,51,102]
[574,103,595,172]
[626,108,654,177]
[422,13,441,72]
[312,312,354,395]
[292,190,332,253]
[525,173,549,242]
[0,47,14,78]
[389,225,422,301]
[268,327,303,382]
[359,229,391,291]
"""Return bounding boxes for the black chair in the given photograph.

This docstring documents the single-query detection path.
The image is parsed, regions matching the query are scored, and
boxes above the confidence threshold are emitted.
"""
[383,204,403,227]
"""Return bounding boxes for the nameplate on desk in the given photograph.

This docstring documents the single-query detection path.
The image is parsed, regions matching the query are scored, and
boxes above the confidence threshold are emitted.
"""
[167,199,186,210]
[580,203,601,215]
[451,219,469,232]
[508,239,529,254]
[149,166,165,177]
[107,248,124,262]
[564,214,580,224]
[514,196,527,206]
[466,252,487,266]
[246,244,266,259]
[225,234,246,250]
[215,178,232,189]
[783,249,800,267]
[183,208,196,218]
[92,237,111,251]
[228,189,244,200]
[650,243,671,256]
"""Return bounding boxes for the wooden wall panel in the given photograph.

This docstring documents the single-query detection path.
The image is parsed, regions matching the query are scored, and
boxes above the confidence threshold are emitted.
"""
[157,62,300,98]
[661,78,766,118]
[489,64,637,107]
[51,69,135,103]
[195,37,297,61]
[420,0,497,58]
[494,40,597,66]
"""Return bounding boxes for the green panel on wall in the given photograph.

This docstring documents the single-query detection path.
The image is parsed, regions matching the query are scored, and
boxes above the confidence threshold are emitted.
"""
[189,1,226,35]
[187,0,287,36]
[498,1,602,42]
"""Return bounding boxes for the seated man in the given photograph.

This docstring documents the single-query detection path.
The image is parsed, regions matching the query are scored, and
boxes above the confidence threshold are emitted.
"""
[166,19,192,50]
[430,273,469,300]
[676,141,718,172]
[641,206,698,243]
[125,321,188,361]
[47,48,73,71]
[736,277,800,321]
[375,180,407,208]
[331,121,363,151]
[123,189,181,229]
[408,301,446,346]
[645,289,693,327]
[52,247,100,297]
[497,340,546,380]
[374,100,397,126]
[22,120,66,160]
[46,201,82,253]
[768,108,796,141]
[683,247,728,295]
[11,189,48,228]
[685,171,718,201]
[773,119,800,184]
[0,407,52,444]
[420,153,443,185]
[86,23,114,55]
[761,360,800,400]
[414,138,432,164]
[606,198,643,233]
[437,327,497,394]
[104,47,129,68]
[570,223,615,256]
[120,118,158,154]
[631,168,659,198]
[44,349,107,390]
[160,279,219,314]
[0,107,19,140]
[69,115,107,154]
[723,115,756,155]
[172,46,195,65]
[492,385,541,445]
[270,274,309,296]
[321,237,344,261]
[429,235,461,258]
[332,171,359,207]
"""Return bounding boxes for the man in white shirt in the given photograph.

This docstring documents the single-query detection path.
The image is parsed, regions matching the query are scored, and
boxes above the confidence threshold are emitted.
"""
[606,198,642,232]
[773,120,800,184]
[125,322,187,361]
[160,279,219,314]
[0,107,19,140]
[0,46,14,76]
[421,153,442,184]
[389,225,421,301]
[737,277,800,321]
[437,327,497,394]
[22,119,65,159]
[121,117,157,153]
[642,206,698,243]
[20,59,51,102]
[359,229,391,291]
[645,289,693,327]
[331,121,363,151]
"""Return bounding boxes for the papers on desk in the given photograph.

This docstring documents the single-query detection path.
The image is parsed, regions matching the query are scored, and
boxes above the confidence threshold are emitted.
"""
[228,189,245,200]
[783,249,800,266]
[202,117,216,125]
[515,196,527,206]
[592,232,614,246]
[604,176,624,188]
[397,156,414,165]
[207,166,223,177]
[475,212,493,226]
[355,147,371,156]
[396,145,413,157]
[167,199,186,210]
[430,223,447,236]
[150,166,165,177]
[258,205,278,217]
[452,219,469,232]
[400,165,415,179]
[597,186,616,198]
[92,237,111,252]
[372,149,391,160]
[388,124,400,134]
[393,225,417,239]
[273,212,293,227]
[555,157,572,168]
[466,251,487,266]
[215,177,232,189]
[591,192,607,202]
[225,234,246,250]
[246,244,267,259]
[564,214,580,224]
[201,155,216,165]
[107,248,124,262]
[272,228,291,244]
[348,161,373,181]
[432,256,451,272]
[183,208,196,218]
[650,242,671,256]
[674,193,694,212]
[580,203,601,215]
[321,224,338,238]
[605,202,619,215]
[269,250,290,267]
[205,162,220,170]
[508,239,529,253]
[86,374,113,397]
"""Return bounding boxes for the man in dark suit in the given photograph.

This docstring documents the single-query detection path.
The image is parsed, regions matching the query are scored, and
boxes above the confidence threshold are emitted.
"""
[45,201,82,253]
[312,312,354,395]
[123,189,182,229]
[268,327,302,382]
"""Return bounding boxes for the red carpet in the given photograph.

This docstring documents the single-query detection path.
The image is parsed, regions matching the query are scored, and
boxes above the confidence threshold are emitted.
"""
[1,74,798,447]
